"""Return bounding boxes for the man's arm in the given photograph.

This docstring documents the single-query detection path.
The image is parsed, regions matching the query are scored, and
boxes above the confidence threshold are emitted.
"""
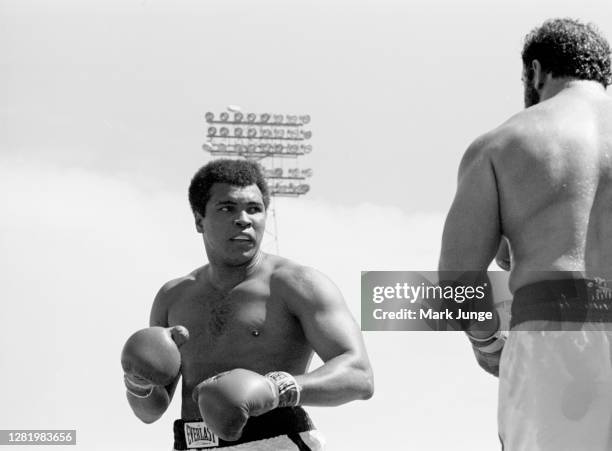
[277,266,374,406]
[439,136,502,272]
[125,284,183,423]
[439,137,507,376]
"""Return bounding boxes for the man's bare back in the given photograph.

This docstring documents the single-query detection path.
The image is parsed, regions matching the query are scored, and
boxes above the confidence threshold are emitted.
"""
[440,83,612,291]
[153,254,316,418]
[489,81,612,291]
[439,18,612,450]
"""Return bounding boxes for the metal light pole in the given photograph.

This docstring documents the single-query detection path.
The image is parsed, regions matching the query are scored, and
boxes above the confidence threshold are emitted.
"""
[202,106,313,253]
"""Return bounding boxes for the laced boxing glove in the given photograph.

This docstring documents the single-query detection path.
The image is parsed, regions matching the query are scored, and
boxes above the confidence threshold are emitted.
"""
[192,368,301,441]
[121,326,189,397]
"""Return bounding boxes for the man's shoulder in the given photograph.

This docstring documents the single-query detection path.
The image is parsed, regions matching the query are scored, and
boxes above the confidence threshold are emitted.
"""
[501,106,550,137]
[267,256,337,301]
[150,267,205,326]
[269,256,317,285]
[156,267,205,302]
[466,110,547,163]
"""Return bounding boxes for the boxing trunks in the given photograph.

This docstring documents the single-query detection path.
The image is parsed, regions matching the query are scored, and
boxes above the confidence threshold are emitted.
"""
[173,407,324,451]
[499,278,612,450]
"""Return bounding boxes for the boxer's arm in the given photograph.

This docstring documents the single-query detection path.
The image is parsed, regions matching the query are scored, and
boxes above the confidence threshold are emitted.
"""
[439,137,507,375]
[276,267,374,406]
[440,136,502,272]
[439,137,502,338]
[126,284,181,423]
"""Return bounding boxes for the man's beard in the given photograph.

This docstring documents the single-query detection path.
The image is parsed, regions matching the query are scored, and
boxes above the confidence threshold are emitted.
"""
[524,83,540,108]
[523,67,540,107]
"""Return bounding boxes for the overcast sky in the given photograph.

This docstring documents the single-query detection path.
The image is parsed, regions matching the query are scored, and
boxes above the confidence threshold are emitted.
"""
[1,0,611,450]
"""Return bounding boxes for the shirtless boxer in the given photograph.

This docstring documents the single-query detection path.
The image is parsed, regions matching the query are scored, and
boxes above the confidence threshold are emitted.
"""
[439,18,612,450]
[122,159,373,450]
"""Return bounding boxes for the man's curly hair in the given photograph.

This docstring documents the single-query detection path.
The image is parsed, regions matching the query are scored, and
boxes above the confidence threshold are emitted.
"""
[188,159,270,216]
[522,18,612,87]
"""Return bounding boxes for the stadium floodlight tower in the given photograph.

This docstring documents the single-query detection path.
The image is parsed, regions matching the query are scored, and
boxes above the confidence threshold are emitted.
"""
[202,106,313,253]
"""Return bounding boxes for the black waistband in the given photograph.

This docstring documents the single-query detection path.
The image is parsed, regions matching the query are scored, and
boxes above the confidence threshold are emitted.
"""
[511,278,612,329]
[173,407,314,449]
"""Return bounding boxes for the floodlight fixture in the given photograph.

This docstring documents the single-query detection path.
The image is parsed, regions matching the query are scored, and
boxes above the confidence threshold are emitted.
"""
[202,110,313,199]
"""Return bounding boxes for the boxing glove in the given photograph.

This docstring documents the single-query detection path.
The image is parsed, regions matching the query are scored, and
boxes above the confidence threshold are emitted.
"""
[192,369,300,441]
[467,317,506,377]
[121,326,189,397]
[495,237,512,271]
[469,333,506,377]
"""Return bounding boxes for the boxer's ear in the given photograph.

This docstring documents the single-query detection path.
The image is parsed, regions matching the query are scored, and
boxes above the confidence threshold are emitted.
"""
[531,59,545,90]
[194,211,204,233]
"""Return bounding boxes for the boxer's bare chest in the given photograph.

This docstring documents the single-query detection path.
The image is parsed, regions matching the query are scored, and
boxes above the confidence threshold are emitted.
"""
[170,279,271,345]
[167,274,309,389]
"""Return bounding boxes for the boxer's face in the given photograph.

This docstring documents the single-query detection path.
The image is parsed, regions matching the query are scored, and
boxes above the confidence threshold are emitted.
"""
[197,183,267,265]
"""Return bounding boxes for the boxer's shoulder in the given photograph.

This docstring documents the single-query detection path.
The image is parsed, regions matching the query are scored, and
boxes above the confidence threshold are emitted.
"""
[498,106,560,146]
[270,259,341,312]
[271,259,322,290]
[151,266,207,325]
[164,266,208,295]
[463,116,551,174]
